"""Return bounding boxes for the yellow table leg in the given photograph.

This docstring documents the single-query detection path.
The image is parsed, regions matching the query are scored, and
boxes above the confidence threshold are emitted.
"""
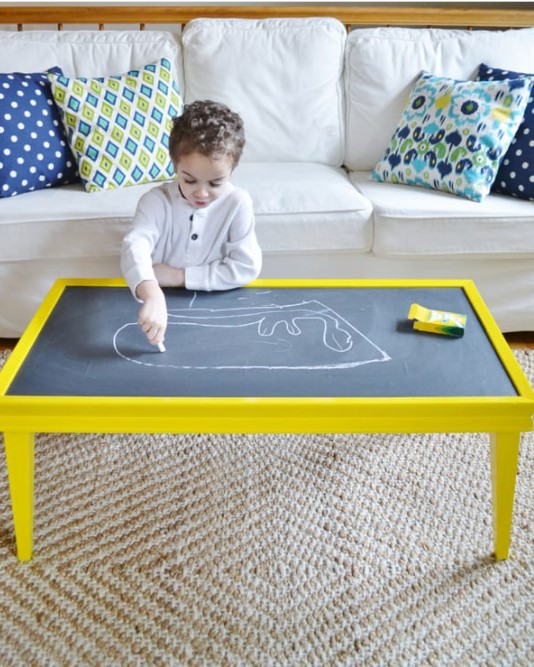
[3,432,35,561]
[490,432,520,561]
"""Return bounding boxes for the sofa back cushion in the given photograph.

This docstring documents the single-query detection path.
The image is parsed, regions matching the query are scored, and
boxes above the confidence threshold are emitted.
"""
[182,18,346,165]
[0,30,183,87]
[344,26,534,171]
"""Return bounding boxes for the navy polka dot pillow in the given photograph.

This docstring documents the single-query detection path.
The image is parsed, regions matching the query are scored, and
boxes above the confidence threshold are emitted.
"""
[477,63,534,201]
[0,67,79,198]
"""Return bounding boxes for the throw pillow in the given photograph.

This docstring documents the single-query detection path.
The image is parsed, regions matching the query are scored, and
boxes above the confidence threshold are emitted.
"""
[477,63,534,201]
[0,66,79,198]
[48,58,182,192]
[371,71,533,202]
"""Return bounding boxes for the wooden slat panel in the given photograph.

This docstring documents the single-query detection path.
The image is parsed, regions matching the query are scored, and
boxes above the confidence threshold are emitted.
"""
[0,4,532,28]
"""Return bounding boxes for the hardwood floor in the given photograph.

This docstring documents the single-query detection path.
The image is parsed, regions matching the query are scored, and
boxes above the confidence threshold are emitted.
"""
[503,332,534,349]
[0,338,18,351]
[2,333,534,351]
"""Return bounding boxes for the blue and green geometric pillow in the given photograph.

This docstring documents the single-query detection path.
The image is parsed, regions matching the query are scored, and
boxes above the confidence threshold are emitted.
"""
[48,58,182,192]
[477,63,534,201]
[372,71,533,202]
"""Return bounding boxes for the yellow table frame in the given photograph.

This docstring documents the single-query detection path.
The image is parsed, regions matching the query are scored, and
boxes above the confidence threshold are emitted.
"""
[1,278,533,562]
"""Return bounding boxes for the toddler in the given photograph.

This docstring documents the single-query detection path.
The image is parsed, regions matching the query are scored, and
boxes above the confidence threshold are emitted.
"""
[121,99,262,347]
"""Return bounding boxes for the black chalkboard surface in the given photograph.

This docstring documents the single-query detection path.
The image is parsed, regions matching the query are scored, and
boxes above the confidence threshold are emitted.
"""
[7,285,517,398]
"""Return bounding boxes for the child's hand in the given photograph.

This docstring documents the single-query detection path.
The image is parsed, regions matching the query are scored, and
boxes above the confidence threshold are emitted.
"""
[153,263,185,287]
[135,281,168,345]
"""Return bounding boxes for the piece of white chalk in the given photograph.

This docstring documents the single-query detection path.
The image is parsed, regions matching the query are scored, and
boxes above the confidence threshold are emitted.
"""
[157,342,166,353]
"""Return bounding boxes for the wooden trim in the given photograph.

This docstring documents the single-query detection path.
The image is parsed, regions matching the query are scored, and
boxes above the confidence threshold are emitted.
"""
[0,4,532,29]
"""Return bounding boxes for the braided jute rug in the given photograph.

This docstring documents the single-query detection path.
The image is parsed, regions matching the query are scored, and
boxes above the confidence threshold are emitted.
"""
[0,349,533,666]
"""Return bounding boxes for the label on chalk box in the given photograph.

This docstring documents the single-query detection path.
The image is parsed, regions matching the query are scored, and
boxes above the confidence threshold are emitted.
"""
[408,303,467,338]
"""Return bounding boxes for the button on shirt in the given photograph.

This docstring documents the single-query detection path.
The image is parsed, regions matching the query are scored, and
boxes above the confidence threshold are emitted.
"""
[121,181,262,296]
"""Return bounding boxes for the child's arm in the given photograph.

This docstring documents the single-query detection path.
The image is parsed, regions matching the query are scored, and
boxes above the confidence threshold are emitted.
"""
[153,264,185,287]
[121,188,170,345]
[121,190,165,297]
[136,280,168,345]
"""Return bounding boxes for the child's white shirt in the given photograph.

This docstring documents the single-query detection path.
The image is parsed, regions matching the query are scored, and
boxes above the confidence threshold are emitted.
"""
[121,180,262,297]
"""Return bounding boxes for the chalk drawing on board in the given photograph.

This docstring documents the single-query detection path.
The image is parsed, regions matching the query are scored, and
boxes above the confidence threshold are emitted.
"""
[113,293,391,370]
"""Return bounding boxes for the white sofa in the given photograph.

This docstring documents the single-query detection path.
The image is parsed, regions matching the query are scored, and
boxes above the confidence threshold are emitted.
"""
[1,17,534,337]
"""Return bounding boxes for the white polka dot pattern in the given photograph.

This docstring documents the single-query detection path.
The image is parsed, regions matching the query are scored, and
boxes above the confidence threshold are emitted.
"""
[0,67,79,198]
[477,63,534,201]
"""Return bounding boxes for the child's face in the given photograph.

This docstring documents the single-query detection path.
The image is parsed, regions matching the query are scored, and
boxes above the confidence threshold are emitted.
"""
[174,151,233,209]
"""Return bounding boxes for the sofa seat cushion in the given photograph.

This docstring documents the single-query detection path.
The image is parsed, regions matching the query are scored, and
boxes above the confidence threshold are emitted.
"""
[351,171,534,257]
[234,163,373,253]
[0,181,162,262]
[0,163,372,264]
[182,18,346,165]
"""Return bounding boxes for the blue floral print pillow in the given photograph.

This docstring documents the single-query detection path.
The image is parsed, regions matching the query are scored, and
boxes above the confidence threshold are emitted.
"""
[477,63,534,201]
[372,71,533,202]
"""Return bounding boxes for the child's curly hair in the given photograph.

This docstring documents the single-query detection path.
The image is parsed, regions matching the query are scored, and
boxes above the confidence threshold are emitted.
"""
[169,100,245,168]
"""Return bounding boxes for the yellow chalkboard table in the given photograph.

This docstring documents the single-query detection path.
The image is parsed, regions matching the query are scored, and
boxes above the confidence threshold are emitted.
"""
[1,278,533,561]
